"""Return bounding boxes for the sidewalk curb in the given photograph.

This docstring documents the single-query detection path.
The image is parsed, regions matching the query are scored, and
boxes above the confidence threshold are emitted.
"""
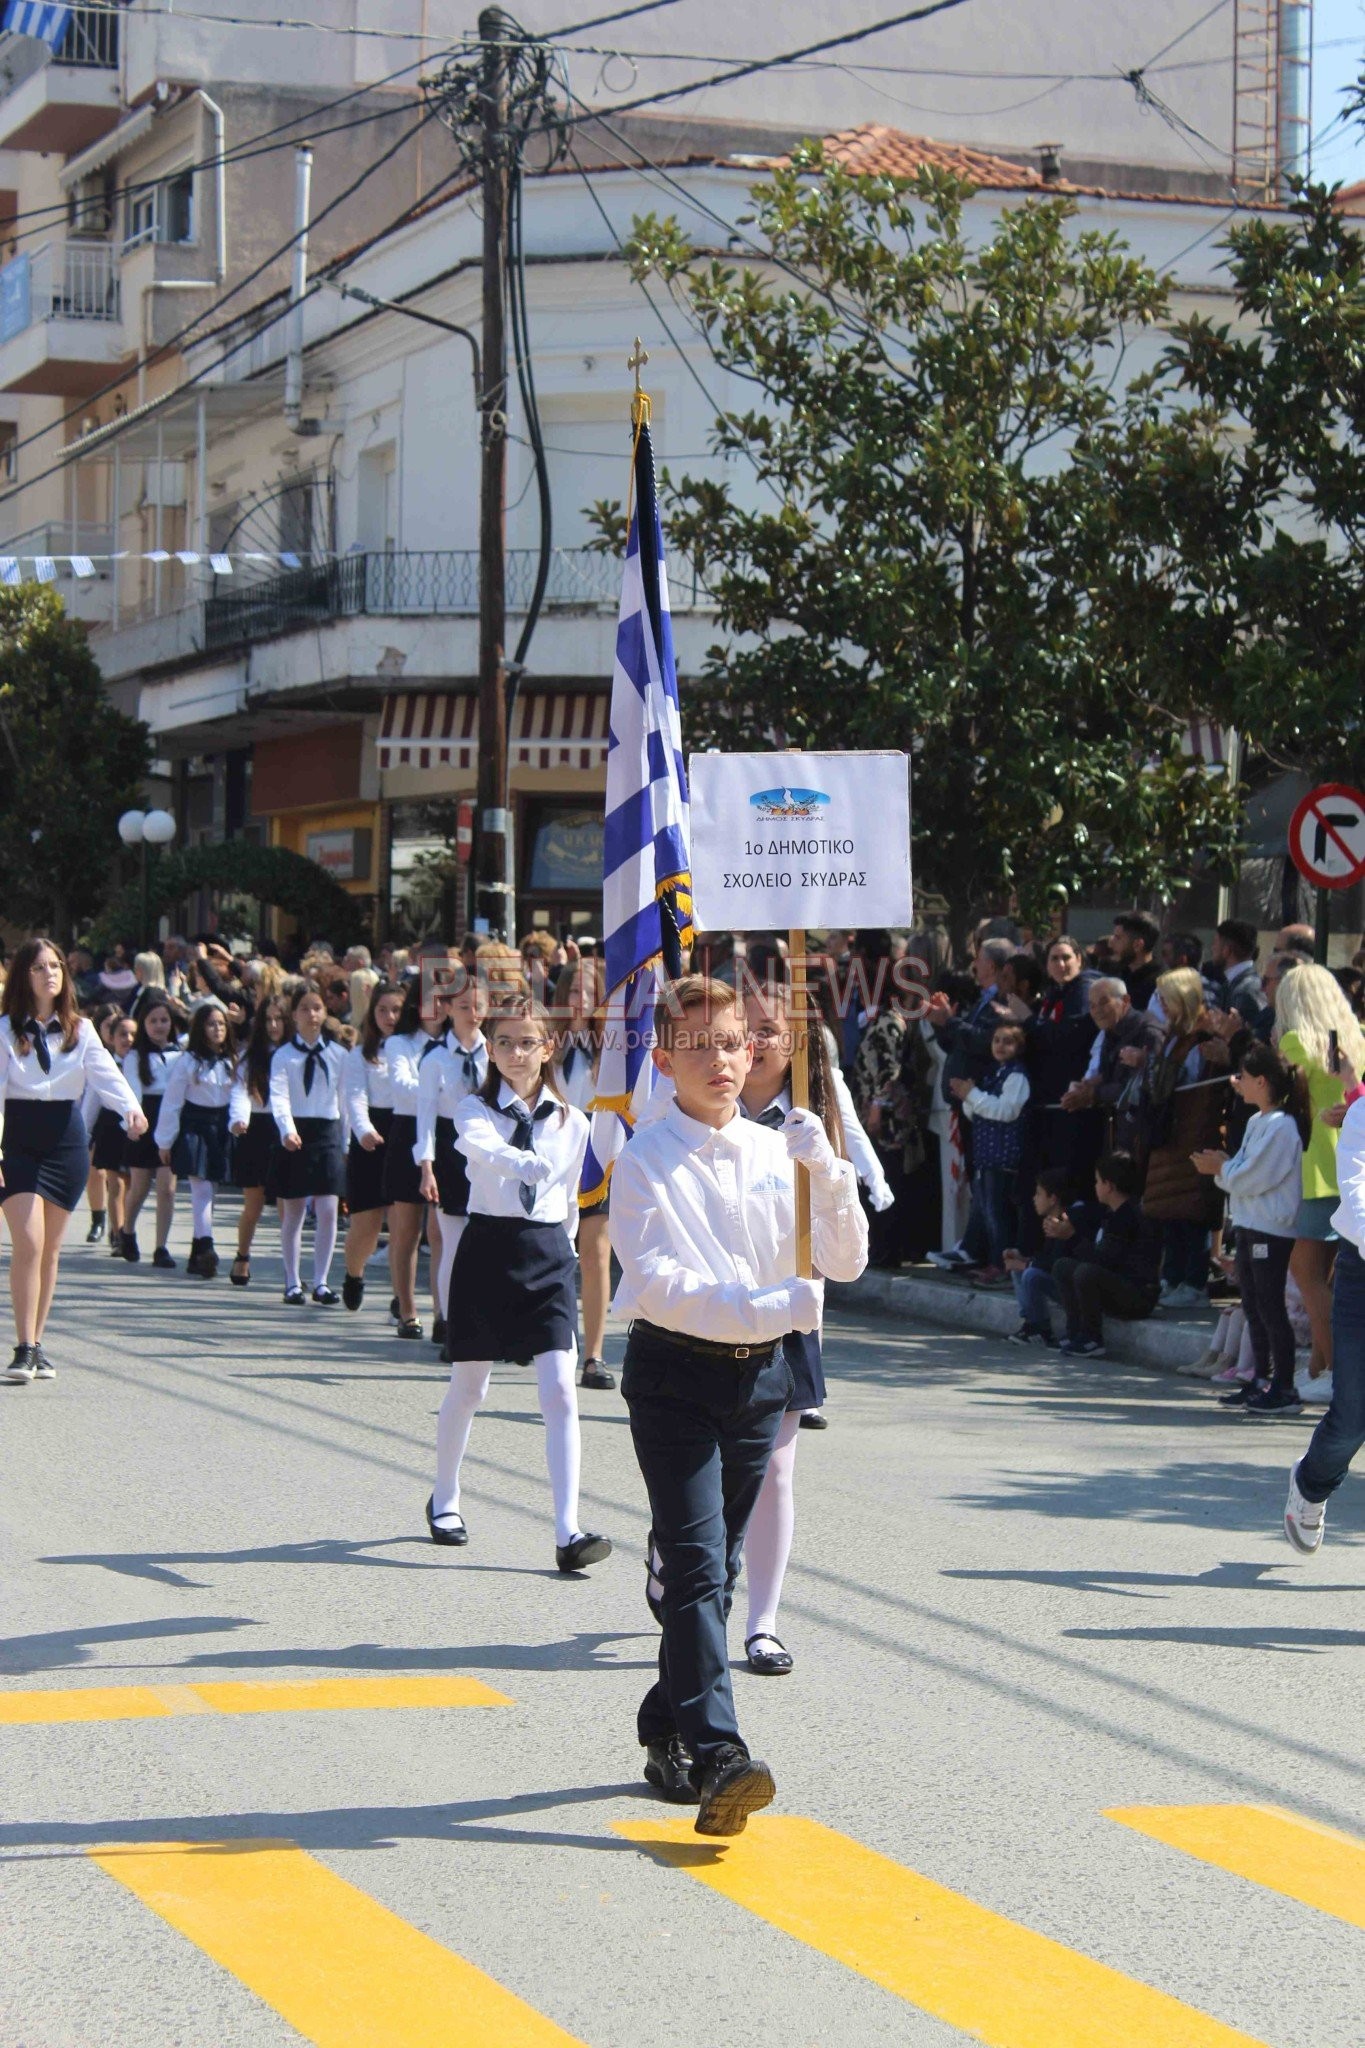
[832,1268,1219,1377]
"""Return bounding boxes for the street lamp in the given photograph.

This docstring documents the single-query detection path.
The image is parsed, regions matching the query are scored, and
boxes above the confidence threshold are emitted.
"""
[118,808,177,943]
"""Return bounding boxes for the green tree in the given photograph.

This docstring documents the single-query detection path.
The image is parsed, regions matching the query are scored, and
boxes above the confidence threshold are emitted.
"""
[0,584,150,938]
[609,151,1245,927]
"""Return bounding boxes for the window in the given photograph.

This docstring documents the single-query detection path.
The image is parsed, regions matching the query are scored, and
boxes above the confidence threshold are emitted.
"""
[279,475,315,559]
[124,187,156,250]
[122,168,195,252]
[68,170,113,239]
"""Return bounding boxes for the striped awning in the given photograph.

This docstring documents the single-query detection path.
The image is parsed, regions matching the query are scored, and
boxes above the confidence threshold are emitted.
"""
[377,691,609,774]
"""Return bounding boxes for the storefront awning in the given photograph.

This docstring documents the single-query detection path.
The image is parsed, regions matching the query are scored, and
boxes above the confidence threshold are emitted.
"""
[377,690,610,773]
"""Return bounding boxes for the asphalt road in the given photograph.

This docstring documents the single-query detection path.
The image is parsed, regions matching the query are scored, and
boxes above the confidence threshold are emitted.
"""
[1,1202,1362,2048]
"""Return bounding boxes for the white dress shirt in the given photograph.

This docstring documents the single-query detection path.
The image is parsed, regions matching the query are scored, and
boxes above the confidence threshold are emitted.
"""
[269,1037,342,1139]
[343,1042,397,1144]
[121,1043,182,1106]
[0,1017,141,1140]
[229,1052,270,1130]
[415,1033,488,1162]
[384,1029,445,1116]
[454,1079,588,1237]
[611,1099,869,1343]
[555,1035,597,1113]
[1331,1094,1365,1251]
[154,1053,235,1148]
[640,1069,891,1207]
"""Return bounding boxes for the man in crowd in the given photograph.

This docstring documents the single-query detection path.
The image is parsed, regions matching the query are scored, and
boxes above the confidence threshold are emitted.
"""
[1060,978,1165,1119]
[1210,918,1267,1026]
[1107,912,1161,1011]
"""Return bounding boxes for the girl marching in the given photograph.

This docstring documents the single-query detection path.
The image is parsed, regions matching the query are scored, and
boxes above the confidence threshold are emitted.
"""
[84,1004,132,1246]
[426,993,612,1572]
[416,974,489,1345]
[552,957,616,1392]
[155,1000,236,1279]
[227,993,286,1286]
[268,982,346,1305]
[0,939,146,1382]
[341,979,404,1312]
[382,976,449,1340]
[120,993,182,1266]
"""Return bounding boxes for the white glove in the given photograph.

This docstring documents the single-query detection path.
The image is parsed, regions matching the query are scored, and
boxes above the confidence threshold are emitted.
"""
[788,1277,824,1333]
[517,1153,553,1186]
[868,1180,895,1214]
[782,1106,838,1181]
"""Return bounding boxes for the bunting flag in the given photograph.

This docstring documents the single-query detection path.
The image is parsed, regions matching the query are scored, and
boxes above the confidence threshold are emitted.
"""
[0,550,338,584]
[581,413,693,1208]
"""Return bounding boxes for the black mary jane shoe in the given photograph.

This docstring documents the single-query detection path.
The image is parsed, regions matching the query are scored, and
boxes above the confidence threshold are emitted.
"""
[229,1256,251,1287]
[556,1531,613,1573]
[282,1285,306,1306]
[579,1357,616,1390]
[425,1494,468,1546]
[396,1316,422,1340]
[644,1736,699,1804]
[798,1411,828,1431]
[744,1632,794,1676]
[311,1285,340,1306]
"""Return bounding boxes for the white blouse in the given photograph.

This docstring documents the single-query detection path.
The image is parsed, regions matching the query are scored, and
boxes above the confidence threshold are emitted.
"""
[554,1036,597,1114]
[228,1050,273,1130]
[415,1033,488,1163]
[0,1016,141,1128]
[269,1037,342,1138]
[154,1053,235,1149]
[343,1042,396,1144]
[454,1080,588,1237]
[384,1029,445,1116]
[121,1043,182,1106]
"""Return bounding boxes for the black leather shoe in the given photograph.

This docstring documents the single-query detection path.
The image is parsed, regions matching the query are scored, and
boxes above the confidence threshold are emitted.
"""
[425,1494,468,1546]
[745,1633,794,1676]
[644,1736,699,1804]
[396,1316,422,1340]
[120,1231,141,1263]
[556,1532,612,1572]
[312,1285,340,1306]
[798,1411,828,1430]
[283,1285,306,1306]
[580,1358,616,1390]
[152,1246,176,1270]
[342,1273,364,1311]
[86,1214,106,1244]
[199,1238,219,1280]
[431,1315,447,1347]
[694,1745,775,1837]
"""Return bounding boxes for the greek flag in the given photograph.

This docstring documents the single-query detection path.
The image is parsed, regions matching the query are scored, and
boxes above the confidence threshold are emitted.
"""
[581,418,692,1205]
[3,0,73,48]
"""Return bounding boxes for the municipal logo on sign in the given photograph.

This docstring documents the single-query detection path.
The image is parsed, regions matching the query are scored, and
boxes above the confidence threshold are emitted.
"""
[750,787,831,820]
[1288,782,1365,891]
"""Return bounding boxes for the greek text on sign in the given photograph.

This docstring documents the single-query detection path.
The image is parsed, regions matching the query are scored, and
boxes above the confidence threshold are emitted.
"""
[689,751,912,932]
[1288,783,1365,892]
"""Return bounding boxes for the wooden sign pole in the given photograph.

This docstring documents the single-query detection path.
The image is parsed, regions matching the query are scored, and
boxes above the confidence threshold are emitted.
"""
[788,925,812,1278]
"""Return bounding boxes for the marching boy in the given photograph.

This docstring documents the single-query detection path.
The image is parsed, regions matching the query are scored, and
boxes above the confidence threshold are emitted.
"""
[611,974,869,1835]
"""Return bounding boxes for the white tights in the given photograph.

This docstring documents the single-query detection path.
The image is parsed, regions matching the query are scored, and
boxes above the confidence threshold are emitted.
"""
[279,1195,338,1293]
[188,1177,215,1238]
[432,1212,466,1326]
[433,1346,581,1545]
[744,1410,802,1642]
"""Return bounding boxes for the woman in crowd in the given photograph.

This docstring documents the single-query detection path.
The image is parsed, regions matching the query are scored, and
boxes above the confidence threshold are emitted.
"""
[1028,936,1100,1183]
[0,938,145,1381]
[119,993,183,1266]
[227,993,287,1285]
[1273,963,1363,1381]
[340,979,404,1313]
[155,999,236,1279]
[130,950,166,1019]
[1131,966,1230,1308]
[268,980,345,1306]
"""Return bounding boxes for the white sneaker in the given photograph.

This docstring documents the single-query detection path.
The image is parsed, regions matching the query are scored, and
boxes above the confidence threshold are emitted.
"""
[1294,1366,1333,1406]
[1284,1461,1325,1556]
[926,1247,976,1270]
[1161,1284,1205,1311]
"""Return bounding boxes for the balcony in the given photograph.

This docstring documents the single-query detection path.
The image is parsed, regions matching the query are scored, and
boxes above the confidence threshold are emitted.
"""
[0,519,113,624]
[0,10,120,153]
[0,240,123,394]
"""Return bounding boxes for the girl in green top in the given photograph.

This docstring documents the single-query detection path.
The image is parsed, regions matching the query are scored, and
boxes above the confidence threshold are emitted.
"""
[1274,963,1365,1378]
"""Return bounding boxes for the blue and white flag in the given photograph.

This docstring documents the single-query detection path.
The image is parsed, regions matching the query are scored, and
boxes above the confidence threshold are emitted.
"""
[581,418,692,1206]
[3,0,73,49]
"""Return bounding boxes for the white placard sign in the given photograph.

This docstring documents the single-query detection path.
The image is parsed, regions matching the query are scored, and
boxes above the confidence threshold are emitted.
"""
[689,750,912,932]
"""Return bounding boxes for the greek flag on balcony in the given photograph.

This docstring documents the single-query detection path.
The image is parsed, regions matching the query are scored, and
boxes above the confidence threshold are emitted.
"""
[3,0,73,50]
[581,415,692,1208]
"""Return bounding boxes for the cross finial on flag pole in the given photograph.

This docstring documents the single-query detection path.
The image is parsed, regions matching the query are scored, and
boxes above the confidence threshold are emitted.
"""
[628,337,651,428]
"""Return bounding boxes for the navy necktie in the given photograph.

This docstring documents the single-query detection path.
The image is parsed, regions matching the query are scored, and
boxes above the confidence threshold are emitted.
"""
[26,1018,58,1074]
[504,1098,557,1214]
[420,1030,447,1063]
[756,1102,786,1130]
[461,1045,481,1085]
[295,1036,327,1097]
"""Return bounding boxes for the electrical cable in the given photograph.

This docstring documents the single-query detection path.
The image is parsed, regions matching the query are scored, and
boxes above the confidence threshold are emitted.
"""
[1138,0,1232,74]
[506,162,553,682]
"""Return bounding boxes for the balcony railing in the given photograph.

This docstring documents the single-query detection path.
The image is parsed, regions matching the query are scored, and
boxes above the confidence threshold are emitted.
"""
[0,7,118,92]
[0,240,119,341]
[202,547,707,652]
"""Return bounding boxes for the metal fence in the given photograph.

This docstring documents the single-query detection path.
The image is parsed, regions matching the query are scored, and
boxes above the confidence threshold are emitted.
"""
[58,6,119,66]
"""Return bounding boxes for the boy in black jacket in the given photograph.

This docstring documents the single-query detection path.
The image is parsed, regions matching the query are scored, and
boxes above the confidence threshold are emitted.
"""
[1049,1149,1161,1358]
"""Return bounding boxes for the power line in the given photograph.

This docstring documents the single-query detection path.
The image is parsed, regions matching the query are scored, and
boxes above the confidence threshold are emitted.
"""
[1139,0,1232,73]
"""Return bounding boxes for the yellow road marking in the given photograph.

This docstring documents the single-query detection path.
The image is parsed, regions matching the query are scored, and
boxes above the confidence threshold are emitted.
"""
[0,1676,511,1725]
[89,1840,585,2048]
[1107,1804,1365,1932]
[616,1816,1269,2048]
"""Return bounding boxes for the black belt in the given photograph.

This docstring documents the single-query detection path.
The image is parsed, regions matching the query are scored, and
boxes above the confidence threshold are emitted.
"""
[628,1319,780,1365]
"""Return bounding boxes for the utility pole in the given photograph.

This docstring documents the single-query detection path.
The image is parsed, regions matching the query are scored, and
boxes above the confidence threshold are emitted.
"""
[475,7,511,938]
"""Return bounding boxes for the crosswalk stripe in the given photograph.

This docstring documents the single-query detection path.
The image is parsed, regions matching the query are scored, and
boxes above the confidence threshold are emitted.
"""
[89,1839,586,2048]
[1106,1804,1365,1932]
[616,1816,1269,2048]
[0,1676,512,1725]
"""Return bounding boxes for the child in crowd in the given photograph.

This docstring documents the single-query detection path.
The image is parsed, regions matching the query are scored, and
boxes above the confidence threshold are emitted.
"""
[1049,1148,1162,1358]
[1003,1167,1094,1346]
[154,998,236,1279]
[1193,1041,1310,1415]
[268,981,346,1306]
[612,975,868,1836]
[943,1021,1030,1284]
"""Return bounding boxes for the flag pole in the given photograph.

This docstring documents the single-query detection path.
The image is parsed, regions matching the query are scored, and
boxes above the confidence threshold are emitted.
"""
[788,927,812,1279]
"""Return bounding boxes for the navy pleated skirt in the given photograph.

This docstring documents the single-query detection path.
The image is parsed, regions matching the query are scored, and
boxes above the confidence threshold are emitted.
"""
[1,1099,90,1211]
[444,1213,576,1362]
[347,1104,393,1214]
[381,1112,423,1205]
[124,1095,163,1171]
[170,1102,232,1184]
[232,1110,277,1189]
[433,1115,471,1217]
[273,1116,346,1201]
[89,1106,127,1173]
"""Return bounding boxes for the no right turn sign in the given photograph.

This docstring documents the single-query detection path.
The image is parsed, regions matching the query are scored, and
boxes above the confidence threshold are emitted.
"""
[1289,782,1365,891]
